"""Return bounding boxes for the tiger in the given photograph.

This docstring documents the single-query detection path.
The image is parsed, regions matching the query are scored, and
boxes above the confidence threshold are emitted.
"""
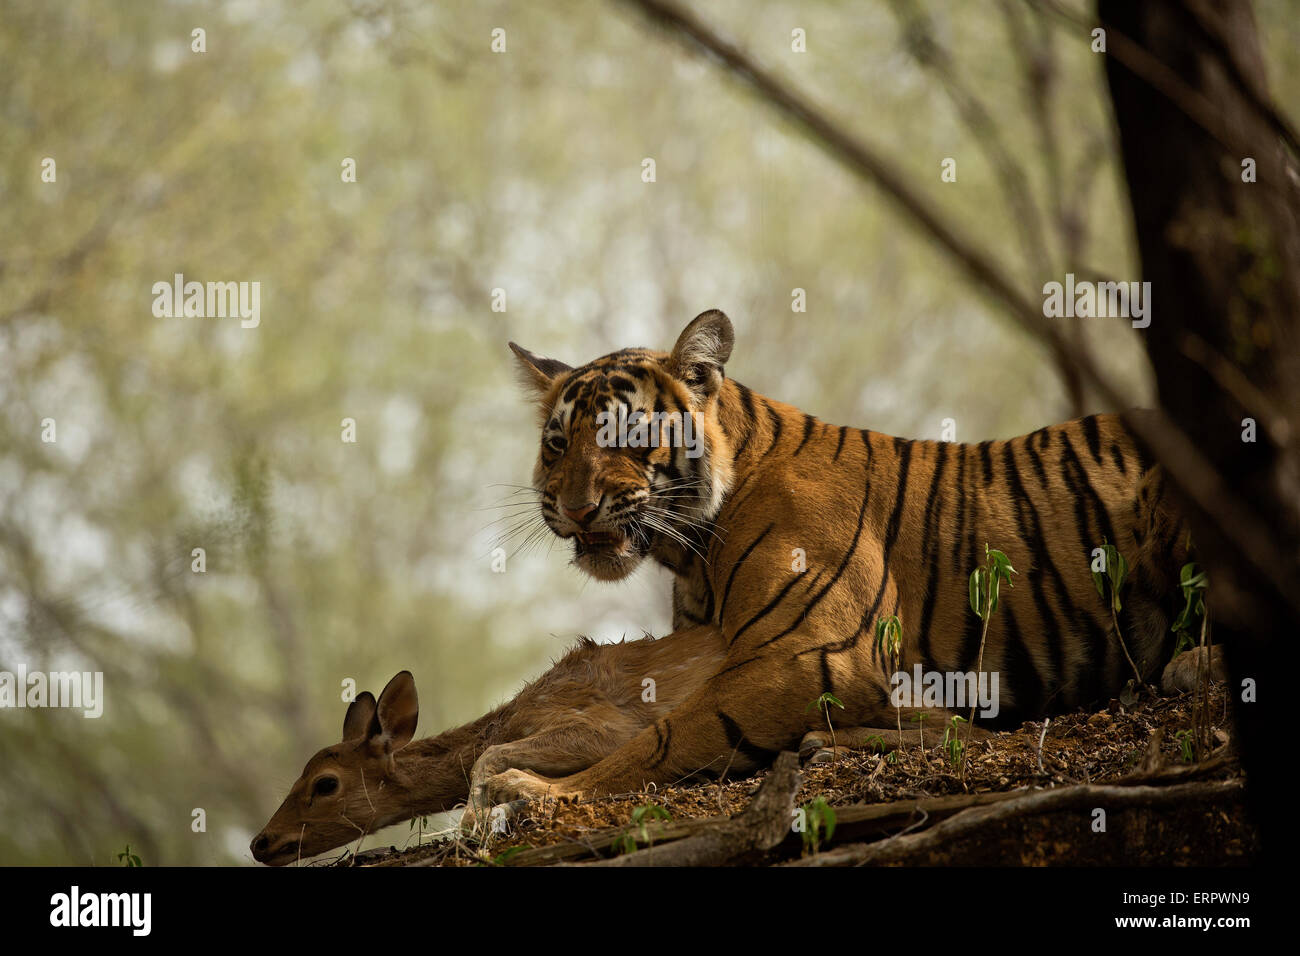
[486,309,1190,804]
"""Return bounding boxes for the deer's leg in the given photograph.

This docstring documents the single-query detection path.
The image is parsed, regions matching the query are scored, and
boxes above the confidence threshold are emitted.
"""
[482,652,840,804]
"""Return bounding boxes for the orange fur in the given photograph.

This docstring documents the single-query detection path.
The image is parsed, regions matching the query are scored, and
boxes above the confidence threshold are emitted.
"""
[493,310,1189,803]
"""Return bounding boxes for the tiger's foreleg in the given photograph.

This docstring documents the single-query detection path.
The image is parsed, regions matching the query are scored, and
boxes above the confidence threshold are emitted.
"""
[463,719,643,827]
[798,711,994,763]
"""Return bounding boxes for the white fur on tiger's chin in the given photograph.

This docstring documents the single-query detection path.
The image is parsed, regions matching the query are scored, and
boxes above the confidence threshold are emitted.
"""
[572,533,644,581]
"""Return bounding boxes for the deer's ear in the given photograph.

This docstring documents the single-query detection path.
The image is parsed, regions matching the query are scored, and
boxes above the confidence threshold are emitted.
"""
[369,671,418,752]
[509,342,571,399]
[343,691,377,741]
[668,310,733,400]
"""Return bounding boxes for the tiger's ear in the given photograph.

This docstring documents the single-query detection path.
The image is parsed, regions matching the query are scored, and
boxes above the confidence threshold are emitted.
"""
[668,310,734,400]
[509,342,572,399]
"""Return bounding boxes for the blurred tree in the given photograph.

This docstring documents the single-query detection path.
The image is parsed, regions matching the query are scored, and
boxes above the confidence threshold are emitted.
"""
[0,0,1294,864]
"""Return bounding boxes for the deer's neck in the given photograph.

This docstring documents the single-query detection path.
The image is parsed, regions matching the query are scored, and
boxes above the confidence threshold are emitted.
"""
[385,706,509,819]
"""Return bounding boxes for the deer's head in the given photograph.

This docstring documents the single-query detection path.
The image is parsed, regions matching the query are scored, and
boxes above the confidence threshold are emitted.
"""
[251,671,420,866]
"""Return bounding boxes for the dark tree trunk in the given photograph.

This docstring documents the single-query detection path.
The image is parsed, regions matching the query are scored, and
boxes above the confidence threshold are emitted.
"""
[1100,0,1300,862]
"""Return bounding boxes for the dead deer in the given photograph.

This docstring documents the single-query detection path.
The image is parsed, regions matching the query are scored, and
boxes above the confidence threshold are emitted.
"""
[251,625,726,865]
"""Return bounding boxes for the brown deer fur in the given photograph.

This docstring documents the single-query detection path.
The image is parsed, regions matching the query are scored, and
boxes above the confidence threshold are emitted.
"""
[251,626,725,864]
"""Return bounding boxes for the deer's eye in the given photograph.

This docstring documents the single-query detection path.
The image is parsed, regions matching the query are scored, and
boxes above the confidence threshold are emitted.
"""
[313,776,339,797]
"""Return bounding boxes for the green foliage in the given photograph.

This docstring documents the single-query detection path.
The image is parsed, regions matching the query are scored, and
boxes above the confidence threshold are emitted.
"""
[1173,729,1195,764]
[799,797,837,855]
[489,845,530,866]
[614,802,672,855]
[970,546,1017,619]
[942,715,967,769]
[117,844,142,868]
[873,615,903,661]
[805,693,845,761]
[1171,563,1209,654]
[1091,539,1129,612]
[805,692,845,715]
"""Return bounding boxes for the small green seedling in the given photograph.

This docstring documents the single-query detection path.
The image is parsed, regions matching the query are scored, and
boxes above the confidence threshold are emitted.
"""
[970,545,1017,621]
[964,545,1017,780]
[911,711,929,751]
[1091,538,1147,692]
[799,796,837,855]
[614,802,672,855]
[117,844,142,867]
[943,715,967,769]
[489,845,530,866]
[874,615,906,753]
[409,814,431,845]
[1171,563,1208,654]
[805,691,846,762]
[1091,540,1129,612]
[1171,561,1213,761]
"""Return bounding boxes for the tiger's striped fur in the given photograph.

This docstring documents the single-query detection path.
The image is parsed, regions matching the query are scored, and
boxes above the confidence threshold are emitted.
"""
[497,310,1188,800]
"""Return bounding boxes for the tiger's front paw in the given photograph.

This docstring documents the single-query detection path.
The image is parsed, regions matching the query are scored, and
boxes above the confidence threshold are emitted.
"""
[1161,645,1226,694]
[798,731,831,762]
[486,768,563,805]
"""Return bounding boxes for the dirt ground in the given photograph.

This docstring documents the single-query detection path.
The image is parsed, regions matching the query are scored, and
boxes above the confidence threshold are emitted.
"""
[334,682,1255,867]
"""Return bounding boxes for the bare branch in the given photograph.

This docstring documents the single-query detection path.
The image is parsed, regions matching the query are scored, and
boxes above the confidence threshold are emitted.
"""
[614,0,1300,625]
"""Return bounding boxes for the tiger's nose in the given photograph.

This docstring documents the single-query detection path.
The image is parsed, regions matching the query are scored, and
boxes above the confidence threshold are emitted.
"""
[562,501,600,526]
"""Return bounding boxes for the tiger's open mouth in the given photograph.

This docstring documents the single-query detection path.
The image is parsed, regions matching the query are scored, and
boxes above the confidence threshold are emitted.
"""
[575,530,626,554]
[570,528,644,581]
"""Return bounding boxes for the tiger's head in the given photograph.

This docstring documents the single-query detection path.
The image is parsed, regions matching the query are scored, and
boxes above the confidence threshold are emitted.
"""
[509,310,737,581]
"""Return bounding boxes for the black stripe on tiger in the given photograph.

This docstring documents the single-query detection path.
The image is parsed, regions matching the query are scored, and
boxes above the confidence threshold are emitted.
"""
[916,440,952,666]
[950,443,970,567]
[717,711,779,766]
[732,384,759,459]
[853,438,914,638]
[955,444,985,675]
[794,414,817,456]
[1109,441,1128,475]
[718,523,774,623]
[1058,430,1125,700]
[647,720,672,768]
[1002,437,1068,697]
[1042,430,1111,704]
[994,599,1043,724]
[978,440,995,484]
[755,462,875,649]
[765,400,783,454]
